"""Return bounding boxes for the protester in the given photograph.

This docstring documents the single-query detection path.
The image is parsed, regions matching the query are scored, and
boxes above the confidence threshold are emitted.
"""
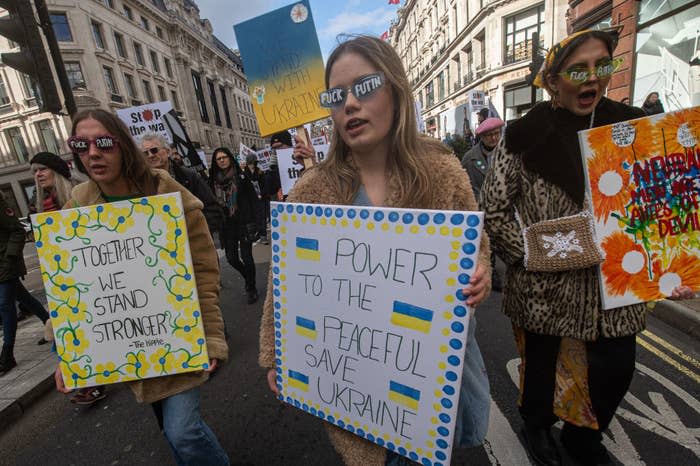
[642,91,665,115]
[140,133,223,236]
[169,144,185,167]
[481,29,647,466]
[461,117,505,292]
[210,147,259,304]
[55,109,229,465]
[244,153,268,244]
[259,35,492,465]
[266,130,292,201]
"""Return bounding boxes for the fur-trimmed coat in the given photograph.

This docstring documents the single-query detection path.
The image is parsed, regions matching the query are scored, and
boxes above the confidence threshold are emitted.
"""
[259,151,492,466]
[481,99,647,340]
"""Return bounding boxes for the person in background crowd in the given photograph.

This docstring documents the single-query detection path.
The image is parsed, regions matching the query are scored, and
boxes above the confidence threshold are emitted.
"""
[642,91,665,115]
[244,153,268,245]
[169,145,185,167]
[141,133,223,236]
[260,35,492,466]
[266,130,293,201]
[210,148,259,304]
[56,108,229,466]
[461,117,506,292]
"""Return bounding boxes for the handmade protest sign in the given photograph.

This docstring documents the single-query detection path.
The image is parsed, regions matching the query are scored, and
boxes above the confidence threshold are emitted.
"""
[580,106,700,309]
[32,193,209,389]
[270,202,483,465]
[276,144,328,195]
[116,101,173,144]
[233,0,329,136]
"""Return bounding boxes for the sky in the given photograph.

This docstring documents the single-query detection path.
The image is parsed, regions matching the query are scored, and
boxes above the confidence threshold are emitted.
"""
[194,0,401,60]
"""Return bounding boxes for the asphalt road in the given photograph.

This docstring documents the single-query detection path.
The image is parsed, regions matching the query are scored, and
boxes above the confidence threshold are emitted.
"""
[0,253,698,465]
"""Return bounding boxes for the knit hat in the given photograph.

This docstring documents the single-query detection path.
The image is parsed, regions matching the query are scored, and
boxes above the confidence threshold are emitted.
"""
[30,152,71,179]
[476,117,505,136]
[270,130,293,147]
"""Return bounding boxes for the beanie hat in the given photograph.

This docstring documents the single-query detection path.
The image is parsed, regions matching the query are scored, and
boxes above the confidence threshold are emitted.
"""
[270,130,293,147]
[30,152,71,179]
[476,117,505,136]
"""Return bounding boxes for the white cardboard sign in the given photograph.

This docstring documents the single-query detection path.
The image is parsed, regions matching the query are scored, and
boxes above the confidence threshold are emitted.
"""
[276,144,329,195]
[116,101,173,144]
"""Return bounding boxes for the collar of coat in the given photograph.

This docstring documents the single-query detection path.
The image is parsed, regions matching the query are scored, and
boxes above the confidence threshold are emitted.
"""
[504,97,645,206]
[69,168,204,211]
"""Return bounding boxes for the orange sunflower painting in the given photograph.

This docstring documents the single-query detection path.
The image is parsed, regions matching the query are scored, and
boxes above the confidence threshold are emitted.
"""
[630,252,700,302]
[587,147,630,222]
[601,231,647,296]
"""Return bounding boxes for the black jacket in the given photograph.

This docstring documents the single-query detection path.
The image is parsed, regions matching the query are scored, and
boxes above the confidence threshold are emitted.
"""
[171,163,224,233]
[0,197,26,282]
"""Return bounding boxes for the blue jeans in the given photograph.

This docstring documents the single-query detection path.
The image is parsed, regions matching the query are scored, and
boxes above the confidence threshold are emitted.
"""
[0,279,18,347]
[16,280,49,323]
[155,387,230,466]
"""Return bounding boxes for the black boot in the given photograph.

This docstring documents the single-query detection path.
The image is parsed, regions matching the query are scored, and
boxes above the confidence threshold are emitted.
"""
[0,345,17,374]
[522,425,562,466]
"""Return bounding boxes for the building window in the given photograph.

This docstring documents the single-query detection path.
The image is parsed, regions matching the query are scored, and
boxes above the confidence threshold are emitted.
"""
[142,80,153,102]
[208,79,221,126]
[0,76,10,105]
[150,50,160,73]
[5,128,29,164]
[123,5,133,20]
[36,120,60,154]
[134,42,145,66]
[192,71,209,123]
[220,86,232,129]
[124,73,137,99]
[50,13,73,42]
[22,74,37,99]
[64,61,85,90]
[103,0,114,8]
[91,20,106,49]
[425,81,434,107]
[504,83,542,122]
[103,66,118,95]
[638,0,695,24]
[156,26,164,39]
[140,16,150,31]
[157,85,166,102]
[504,5,545,65]
[164,58,173,78]
[114,32,127,58]
[438,69,446,101]
[170,90,180,109]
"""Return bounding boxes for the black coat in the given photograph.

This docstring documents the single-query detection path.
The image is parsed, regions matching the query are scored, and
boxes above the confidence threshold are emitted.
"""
[171,163,224,233]
[0,197,26,282]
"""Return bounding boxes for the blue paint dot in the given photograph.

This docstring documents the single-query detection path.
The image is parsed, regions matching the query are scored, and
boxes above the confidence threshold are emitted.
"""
[398,447,407,456]
[202,363,209,370]
[357,429,365,437]
[461,258,474,269]
[367,434,375,442]
[456,289,465,300]
[434,213,445,224]
[450,338,463,350]
[72,307,79,314]
[286,397,292,403]
[176,295,183,301]
[418,213,430,225]
[46,218,54,224]
[437,439,448,449]
[274,338,281,346]
[170,251,177,258]
[465,228,478,240]
[327,416,335,423]
[324,207,332,217]
[159,357,166,364]
[436,451,447,461]
[450,213,464,225]
[275,331,281,338]
[294,400,300,408]
[409,452,419,461]
[54,254,61,262]
[273,289,280,297]
[347,425,355,433]
[140,198,148,205]
[271,209,278,218]
[387,442,394,450]
[35,241,43,248]
[274,302,281,309]
[273,245,280,253]
[273,255,280,263]
[118,216,125,224]
[402,213,414,224]
[273,278,280,286]
[185,274,192,281]
[360,209,369,219]
[454,305,467,317]
[73,339,80,345]
[335,208,343,218]
[467,215,480,227]
[373,211,384,221]
[272,232,279,240]
[175,228,182,236]
[193,311,200,317]
[439,413,451,423]
[71,221,78,228]
[274,312,281,319]
[103,370,110,377]
[448,355,460,366]
[184,326,191,332]
[458,273,470,285]
[452,322,465,334]
[443,385,456,396]
[337,420,345,428]
[310,407,316,415]
[422,458,432,466]
[302,404,308,411]
[135,362,142,368]
[197,338,204,345]
[163,205,170,212]
[296,205,304,214]
[276,375,282,382]
[272,219,279,227]
[376,438,385,447]
[315,206,323,216]
[437,426,449,436]
[273,267,279,274]
[277,205,284,212]
[96,206,104,213]
[60,284,68,291]
[462,243,476,254]
[306,206,313,214]
[275,358,281,365]
[72,373,78,380]
[286,204,294,213]
[51,311,58,318]
[347,209,356,219]
[388,211,399,222]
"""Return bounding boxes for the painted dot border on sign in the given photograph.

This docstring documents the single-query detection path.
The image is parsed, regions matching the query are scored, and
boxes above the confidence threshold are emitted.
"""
[270,203,481,466]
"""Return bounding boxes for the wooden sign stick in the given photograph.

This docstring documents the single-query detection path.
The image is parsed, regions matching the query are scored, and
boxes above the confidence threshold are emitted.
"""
[295,125,315,169]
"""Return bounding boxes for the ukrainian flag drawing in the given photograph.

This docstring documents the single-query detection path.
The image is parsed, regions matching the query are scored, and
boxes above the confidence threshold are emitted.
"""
[288,370,309,392]
[295,237,320,261]
[295,316,317,340]
[390,300,434,333]
[388,381,421,410]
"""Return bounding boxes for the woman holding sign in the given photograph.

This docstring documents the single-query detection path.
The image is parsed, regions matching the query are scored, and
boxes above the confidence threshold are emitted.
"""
[55,109,230,466]
[259,36,492,465]
[481,29,646,466]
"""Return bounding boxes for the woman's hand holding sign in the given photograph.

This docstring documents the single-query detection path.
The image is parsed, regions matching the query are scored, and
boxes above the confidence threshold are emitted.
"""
[462,262,490,307]
[267,368,279,396]
[292,135,315,164]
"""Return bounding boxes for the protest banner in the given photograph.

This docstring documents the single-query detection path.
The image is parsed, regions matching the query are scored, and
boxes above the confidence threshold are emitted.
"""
[116,101,173,144]
[276,144,328,195]
[233,0,329,137]
[32,193,209,389]
[161,110,207,174]
[270,202,484,465]
[580,106,700,309]
[256,148,273,171]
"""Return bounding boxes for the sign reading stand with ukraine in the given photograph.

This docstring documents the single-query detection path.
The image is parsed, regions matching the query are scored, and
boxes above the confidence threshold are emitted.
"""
[233,1,329,136]
[31,193,209,389]
[270,202,484,465]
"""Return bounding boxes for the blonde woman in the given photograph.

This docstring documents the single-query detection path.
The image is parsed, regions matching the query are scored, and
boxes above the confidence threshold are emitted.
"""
[29,152,76,214]
[259,35,492,465]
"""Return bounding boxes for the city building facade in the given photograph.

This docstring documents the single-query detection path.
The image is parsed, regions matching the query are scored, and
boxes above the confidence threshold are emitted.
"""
[390,0,569,139]
[0,0,262,215]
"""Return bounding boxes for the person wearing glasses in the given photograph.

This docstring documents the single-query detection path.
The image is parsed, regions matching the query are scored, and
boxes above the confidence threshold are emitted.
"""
[259,35,492,465]
[140,133,223,237]
[55,109,229,466]
[481,29,645,466]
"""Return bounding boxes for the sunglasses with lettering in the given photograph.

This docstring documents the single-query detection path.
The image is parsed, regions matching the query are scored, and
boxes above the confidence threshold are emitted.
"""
[559,57,623,84]
[319,72,385,109]
[143,147,162,156]
[67,135,119,154]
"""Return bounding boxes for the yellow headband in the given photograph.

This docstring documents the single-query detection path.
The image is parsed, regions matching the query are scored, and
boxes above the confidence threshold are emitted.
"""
[533,29,595,88]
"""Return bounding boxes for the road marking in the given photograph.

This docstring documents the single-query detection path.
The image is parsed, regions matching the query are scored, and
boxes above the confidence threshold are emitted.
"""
[640,330,700,370]
[484,398,531,465]
[636,337,700,384]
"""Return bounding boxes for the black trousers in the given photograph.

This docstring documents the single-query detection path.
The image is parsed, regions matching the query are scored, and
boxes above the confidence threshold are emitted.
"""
[221,217,256,291]
[519,330,636,449]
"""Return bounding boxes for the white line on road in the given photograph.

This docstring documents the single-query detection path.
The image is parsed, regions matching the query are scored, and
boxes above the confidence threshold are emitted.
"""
[484,398,531,465]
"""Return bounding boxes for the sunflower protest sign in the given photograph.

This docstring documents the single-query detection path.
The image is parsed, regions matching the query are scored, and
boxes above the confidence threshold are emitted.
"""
[31,193,209,389]
[580,106,700,309]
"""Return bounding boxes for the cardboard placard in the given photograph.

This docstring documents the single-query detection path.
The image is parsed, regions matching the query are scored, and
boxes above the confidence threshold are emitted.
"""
[32,193,209,388]
[270,202,484,465]
[116,101,173,144]
[276,144,328,195]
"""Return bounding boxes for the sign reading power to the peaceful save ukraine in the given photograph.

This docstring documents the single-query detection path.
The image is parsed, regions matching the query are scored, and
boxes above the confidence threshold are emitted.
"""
[32,193,209,389]
[270,202,484,465]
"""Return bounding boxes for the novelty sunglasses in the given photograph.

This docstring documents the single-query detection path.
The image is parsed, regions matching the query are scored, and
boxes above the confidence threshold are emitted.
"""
[559,57,623,84]
[67,135,119,153]
[319,72,385,109]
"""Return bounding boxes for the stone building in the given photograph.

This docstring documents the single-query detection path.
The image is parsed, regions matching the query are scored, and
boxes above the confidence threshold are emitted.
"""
[0,0,262,215]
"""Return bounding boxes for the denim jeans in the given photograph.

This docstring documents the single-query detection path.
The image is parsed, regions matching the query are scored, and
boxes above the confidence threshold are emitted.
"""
[0,279,18,347]
[16,280,49,323]
[154,387,230,466]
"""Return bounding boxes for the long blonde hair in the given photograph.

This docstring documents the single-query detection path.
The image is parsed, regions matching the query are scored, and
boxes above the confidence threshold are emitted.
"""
[318,35,449,207]
[31,163,76,212]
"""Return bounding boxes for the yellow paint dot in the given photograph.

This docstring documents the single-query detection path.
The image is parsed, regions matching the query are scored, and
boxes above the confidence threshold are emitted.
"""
[330,218,337,226]
[281,239,287,246]
[280,226,287,234]
[393,438,402,446]
[281,285,287,292]
[282,309,287,315]
[405,443,413,450]
[281,320,287,326]
[334,412,340,419]
[383,433,390,441]
[440,226,449,236]
[410,225,419,234]
[372,429,379,436]
[281,250,287,257]
[381,222,389,231]
[282,214,288,221]
[301,216,307,224]
[354,422,361,429]
[344,417,351,424]
[291,215,297,222]
[426,225,436,235]
[281,297,287,304]
[437,376,445,384]
[449,263,458,272]
[363,425,369,432]
[449,251,459,260]
[451,241,461,250]
[444,295,455,303]
[367,222,375,231]
[353,219,362,228]
[280,274,287,281]
[426,440,435,448]
[417,448,423,455]
[429,428,437,436]
[433,403,441,411]
[439,345,448,354]
[442,328,450,336]
[452,227,462,237]
[280,261,287,268]
[434,389,442,397]
[320,218,327,225]
[438,362,446,369]
[281,328,287,335]
[446,277,456,286]
[395,225,404,234]
[426,451,433,459]
[341,219,348,227]
[442,311,452,320]
[311,217,317,224]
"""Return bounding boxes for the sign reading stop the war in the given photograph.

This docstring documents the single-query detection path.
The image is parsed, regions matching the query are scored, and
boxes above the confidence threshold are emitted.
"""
[116,101,173,144]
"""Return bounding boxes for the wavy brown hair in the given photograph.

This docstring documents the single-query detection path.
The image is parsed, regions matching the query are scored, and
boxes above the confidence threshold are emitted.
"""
[70,109,158,196]
[317,35,450,207]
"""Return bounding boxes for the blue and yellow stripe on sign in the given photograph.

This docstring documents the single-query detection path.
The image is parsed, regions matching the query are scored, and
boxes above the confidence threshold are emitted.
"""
[288,370,309,392]
[390,301,434,333]
[388,381,421,410]
[295,316,317,340]
[295,237,320,261]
